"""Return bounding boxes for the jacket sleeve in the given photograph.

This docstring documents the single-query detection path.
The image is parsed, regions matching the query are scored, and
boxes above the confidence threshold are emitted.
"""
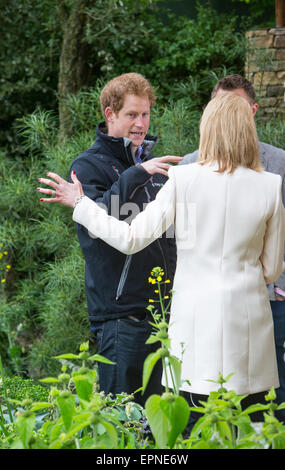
[260,175,285,284]
[179,149,199,166]
[273,172,285,292]
[72,167,176,254]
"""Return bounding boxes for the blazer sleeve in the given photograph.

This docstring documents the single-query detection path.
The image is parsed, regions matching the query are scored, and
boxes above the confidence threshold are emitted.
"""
[72,167,176,255]
[260,175,285,284]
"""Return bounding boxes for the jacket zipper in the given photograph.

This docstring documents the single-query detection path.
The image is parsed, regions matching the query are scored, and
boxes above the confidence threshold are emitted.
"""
[116,254,132,300]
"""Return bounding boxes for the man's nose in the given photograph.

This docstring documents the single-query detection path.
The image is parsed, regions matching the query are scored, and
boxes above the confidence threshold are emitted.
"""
[135,115,144,127]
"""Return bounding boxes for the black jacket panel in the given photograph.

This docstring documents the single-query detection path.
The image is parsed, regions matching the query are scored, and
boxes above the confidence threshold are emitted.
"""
[69,123,177,322]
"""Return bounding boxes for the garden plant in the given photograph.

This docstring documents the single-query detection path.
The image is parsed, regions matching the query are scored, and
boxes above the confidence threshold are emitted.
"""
[1,267,285,449]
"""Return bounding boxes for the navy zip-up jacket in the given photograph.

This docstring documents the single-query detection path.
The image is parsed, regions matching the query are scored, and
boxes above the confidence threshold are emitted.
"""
[69,123,177,323]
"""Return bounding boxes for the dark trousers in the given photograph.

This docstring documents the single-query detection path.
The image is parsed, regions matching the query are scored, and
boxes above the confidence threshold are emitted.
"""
[271,300,285,423]
[91,313,163,407]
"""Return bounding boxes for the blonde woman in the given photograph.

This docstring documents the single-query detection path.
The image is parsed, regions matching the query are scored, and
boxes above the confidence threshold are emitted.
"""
[38,93,285,424]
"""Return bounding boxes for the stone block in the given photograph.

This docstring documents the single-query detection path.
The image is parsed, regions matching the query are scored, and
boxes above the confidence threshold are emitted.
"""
[266,85,285,97]
[275,49,285,60]
[274,36,285,48]
[246,29,269,38]
[277,70,285,79]
[258,97,277,107]
[253,71,279,86]
[245,62,261,73]
[269,28,285,35]
[251,35,274,48]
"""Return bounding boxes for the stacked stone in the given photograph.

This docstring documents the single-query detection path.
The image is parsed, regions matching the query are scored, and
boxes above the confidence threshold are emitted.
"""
[245,28,285,120]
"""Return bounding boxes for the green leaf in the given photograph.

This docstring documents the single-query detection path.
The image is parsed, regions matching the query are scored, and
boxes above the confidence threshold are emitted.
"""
[160,395,190,448]
[142,350,163,393]
[16,413,35,448]
[216,420,232,442]
[265,387,276,401]
[97,418,118,449]
[30,402,53,412]
[53,353,79,360]
[56,393,76,431]
[272,433,285,449]
[241,403,270,415]
[190,439,211,449]
[145,395,170,449]
[72,374,94,402]
[39,377,60,383]
[277,403,285,410]
[88,354,115,364]
[145,335,160,345]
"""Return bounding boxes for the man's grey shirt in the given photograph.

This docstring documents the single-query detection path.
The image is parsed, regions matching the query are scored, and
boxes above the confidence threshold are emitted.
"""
[180,141,285,300]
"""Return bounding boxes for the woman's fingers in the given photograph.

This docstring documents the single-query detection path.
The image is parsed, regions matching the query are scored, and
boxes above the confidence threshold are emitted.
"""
[39,196,58,203]
[37,187,56,195]
[38,177,59,190]
[46,172,66,184]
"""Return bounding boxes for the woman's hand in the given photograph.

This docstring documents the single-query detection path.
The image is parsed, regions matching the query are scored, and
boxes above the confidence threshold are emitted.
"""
[37,171,84,208]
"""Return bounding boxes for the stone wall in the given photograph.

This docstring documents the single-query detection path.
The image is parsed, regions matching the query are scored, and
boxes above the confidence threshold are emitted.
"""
[245,28,285,120]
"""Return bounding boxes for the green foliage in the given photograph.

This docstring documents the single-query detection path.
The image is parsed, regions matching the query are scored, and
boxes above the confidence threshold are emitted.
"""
[0,376,49,404]
[1,0,252,151]
[104,3,248,107]
[231,0,275,27]
[0,342,148,449]
[0,110,91,376]
[1,283,284,449]
[0,0,60,149]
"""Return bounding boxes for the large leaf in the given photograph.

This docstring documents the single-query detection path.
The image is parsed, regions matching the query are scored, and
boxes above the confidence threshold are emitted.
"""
[160,395,190,448]
[56,393,76,431]
[142,350,163,393]
[145,395,170,449]
[15,413,35,449]
[72,369,96,402]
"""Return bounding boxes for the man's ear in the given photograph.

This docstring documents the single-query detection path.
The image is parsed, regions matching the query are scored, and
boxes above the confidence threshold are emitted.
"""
[105,107,114,123]
[252,102,258,117]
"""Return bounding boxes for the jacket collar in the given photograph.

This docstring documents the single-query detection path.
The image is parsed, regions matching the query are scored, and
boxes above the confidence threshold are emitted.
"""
[96,121,157,165]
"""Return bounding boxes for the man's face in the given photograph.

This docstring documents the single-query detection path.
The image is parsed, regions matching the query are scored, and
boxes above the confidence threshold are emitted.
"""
[215,87,258,116]
[105,94,151,153]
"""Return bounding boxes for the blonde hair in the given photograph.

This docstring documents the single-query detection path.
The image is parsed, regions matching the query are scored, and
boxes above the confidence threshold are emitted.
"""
[100,73,156,115]
[199,93,262,173]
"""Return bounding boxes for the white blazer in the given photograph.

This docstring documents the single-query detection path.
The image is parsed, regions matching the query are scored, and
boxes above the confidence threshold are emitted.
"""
[73,162,285,395]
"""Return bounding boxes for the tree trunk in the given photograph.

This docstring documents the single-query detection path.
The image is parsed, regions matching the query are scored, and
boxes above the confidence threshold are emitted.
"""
[276,0,285,27]
[58,0,92,141]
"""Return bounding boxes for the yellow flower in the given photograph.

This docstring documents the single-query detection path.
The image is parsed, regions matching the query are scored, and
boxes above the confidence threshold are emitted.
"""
[164,296,169,299]
[148,299,154,303]
[1,279,6,284]
[165,279,171,283]
[154,290,159,293]
[157,276,162,282]
[3,251,8,255]
[6,265,11,271]
[0,253,3,260]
